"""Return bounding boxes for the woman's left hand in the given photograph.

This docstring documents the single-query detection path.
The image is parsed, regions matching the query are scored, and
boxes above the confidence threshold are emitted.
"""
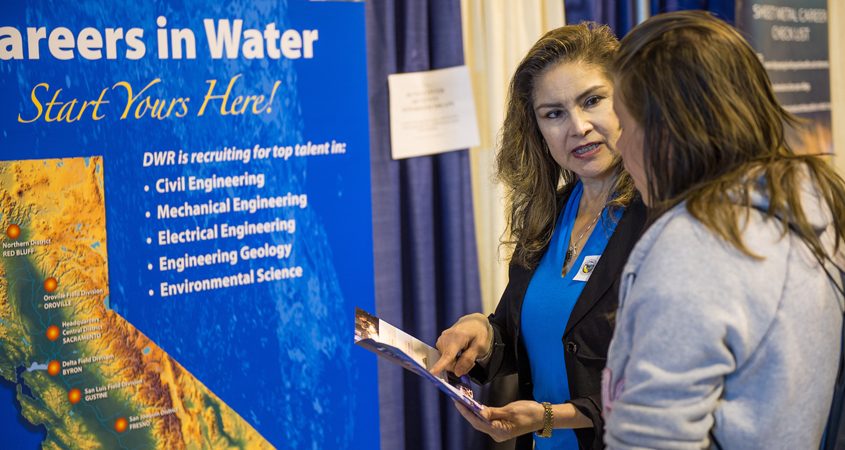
[453,400,544,443]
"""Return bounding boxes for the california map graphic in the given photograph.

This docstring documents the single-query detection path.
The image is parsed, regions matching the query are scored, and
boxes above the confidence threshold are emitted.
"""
[0,157,273,449]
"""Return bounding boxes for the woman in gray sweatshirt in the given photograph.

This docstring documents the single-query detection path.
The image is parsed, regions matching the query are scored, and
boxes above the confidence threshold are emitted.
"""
[603,11,845,449]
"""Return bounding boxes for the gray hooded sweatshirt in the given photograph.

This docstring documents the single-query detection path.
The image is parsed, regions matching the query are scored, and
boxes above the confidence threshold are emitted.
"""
[603,182,844,450]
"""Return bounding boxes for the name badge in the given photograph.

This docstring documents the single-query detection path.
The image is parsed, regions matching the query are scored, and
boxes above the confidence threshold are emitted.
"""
[573,255,601,282]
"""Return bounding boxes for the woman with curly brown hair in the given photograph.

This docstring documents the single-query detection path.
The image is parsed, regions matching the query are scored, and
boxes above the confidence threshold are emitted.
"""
[604,11,845,449]
[429,23,646,450]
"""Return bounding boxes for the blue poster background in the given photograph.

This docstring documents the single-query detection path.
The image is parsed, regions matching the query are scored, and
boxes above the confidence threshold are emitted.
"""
[0,1,379,449]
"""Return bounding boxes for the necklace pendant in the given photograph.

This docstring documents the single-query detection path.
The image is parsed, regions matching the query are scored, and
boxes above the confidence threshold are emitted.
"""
[562,248,573,277]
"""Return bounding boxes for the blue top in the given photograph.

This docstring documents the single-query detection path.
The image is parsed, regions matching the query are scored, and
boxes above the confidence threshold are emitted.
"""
[521,181,620,449]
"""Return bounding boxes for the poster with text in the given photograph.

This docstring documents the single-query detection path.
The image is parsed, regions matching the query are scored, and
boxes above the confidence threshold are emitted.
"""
[736,0,832,154]
[0,1,378,449]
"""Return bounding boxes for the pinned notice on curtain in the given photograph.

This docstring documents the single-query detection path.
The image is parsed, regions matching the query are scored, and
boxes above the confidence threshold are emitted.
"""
[388,65,480,159]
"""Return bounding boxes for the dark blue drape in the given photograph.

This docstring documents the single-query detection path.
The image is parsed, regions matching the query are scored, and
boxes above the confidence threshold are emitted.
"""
[566,0,735,36]
[366,1,482,450]
[651,0,735,24]
[565,0,639,37]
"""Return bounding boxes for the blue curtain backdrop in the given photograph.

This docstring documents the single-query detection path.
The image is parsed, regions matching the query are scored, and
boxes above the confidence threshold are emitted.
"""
[365,1,483,450]
[565,0,639,36]
[566,0,735,36]
[651,0,734,23]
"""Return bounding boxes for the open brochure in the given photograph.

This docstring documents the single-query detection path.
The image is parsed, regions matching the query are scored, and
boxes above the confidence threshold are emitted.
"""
[354,308,488,422]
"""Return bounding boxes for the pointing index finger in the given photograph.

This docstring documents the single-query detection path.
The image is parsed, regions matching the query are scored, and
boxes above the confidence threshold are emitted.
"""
[429,344,457,374]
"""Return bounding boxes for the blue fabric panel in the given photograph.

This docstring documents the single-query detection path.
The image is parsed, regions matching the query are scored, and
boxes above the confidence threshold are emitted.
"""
[654,0,736,24]
[567,0,736,36]
[366,1,483,450]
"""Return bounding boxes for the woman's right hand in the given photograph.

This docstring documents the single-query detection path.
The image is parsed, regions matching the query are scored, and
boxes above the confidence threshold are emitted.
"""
[429,313,493,377]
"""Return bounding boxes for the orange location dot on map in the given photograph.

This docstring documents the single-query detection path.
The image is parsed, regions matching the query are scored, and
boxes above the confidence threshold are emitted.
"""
[114,417,128,433]
[44,277,58,293]
[6,224,20,240]
[46,325,60,341]
[47,360,61,376]
[67,388,82,404]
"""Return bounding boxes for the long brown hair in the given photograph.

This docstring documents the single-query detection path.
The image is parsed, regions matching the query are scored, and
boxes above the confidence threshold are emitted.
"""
[498,23,635,269]
[612,10,845,260]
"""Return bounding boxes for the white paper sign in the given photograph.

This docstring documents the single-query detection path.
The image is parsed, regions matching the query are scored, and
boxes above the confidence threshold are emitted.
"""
[387,65,480,159]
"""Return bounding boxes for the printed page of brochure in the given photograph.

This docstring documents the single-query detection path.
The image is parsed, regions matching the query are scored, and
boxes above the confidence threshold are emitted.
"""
[354,308,488,421]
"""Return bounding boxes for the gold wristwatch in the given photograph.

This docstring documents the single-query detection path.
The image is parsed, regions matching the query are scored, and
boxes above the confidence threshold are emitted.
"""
[536,401,553,438]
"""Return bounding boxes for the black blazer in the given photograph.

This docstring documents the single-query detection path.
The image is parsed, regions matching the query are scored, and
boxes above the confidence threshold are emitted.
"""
[469,190,647,450]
